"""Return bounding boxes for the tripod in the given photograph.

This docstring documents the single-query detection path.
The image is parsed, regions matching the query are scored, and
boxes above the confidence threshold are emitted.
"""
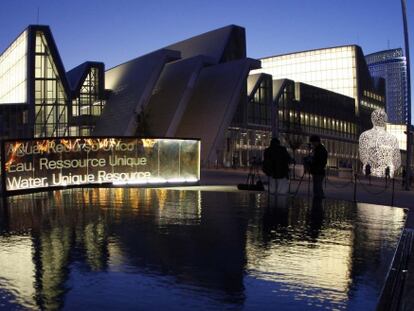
[237,157,265,191]
[246,157,263,187]
[289,169,307,196]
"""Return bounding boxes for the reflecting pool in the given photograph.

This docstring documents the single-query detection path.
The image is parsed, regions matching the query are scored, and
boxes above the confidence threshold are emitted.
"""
[0,188,406,310]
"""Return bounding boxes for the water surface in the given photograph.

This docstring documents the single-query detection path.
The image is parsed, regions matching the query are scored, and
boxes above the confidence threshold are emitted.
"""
[0,188,406,310]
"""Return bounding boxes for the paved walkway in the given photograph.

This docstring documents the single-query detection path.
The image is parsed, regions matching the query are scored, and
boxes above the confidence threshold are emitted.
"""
[201,168,414,226]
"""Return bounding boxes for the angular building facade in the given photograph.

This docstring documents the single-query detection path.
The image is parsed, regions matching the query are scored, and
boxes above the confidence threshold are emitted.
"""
[248,46,386,169]
[0,25,107,139]
[0,24,260,166]
[252,46,386,115]
[365,48,408,124]
[0,25,389,170]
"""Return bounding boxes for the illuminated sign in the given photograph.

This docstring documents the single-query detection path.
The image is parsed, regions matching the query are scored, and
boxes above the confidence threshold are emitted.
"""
[2,137,200,193]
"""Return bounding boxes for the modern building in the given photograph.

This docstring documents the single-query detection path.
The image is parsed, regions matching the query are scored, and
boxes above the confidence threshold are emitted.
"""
[0,24,260,166]
[252,46,386,116]
[0,25,389,170]
[365,48,408,124]
[248,46,387,169]
[0,25,107,139]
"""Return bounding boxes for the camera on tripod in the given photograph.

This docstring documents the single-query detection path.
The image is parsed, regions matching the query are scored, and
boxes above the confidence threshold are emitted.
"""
[303,155,313,174]
[248,156,261,168]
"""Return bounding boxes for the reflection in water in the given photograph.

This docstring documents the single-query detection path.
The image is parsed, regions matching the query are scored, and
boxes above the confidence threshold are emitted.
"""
[246,197,355,308]
[0,188,406,310]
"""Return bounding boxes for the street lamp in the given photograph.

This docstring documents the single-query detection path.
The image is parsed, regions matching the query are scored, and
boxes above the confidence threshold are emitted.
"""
[401,0,412,190]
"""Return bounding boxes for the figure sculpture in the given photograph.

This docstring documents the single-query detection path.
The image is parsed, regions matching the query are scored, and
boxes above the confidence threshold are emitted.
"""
[359,109,401,178]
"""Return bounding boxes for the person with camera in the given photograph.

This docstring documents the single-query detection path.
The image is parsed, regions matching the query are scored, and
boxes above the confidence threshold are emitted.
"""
[308,135,328,199]
[262,138,292,195]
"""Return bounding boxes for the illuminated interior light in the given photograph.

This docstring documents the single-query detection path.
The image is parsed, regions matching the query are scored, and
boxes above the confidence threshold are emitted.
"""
[112,181,127,186]
[126,180,148,185]
[167,178,187,183]
[148,178,167,184]
[185,177,198,183]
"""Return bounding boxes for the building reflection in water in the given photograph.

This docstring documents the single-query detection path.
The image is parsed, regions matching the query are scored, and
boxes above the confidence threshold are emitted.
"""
[0,188,407,310]
[244,196,406,309]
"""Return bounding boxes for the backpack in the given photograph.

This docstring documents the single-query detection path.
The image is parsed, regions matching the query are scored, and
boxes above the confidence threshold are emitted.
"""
[262,148,273,176]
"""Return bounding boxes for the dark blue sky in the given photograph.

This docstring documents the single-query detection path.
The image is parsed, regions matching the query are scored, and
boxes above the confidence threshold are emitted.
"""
[1,0,413,116]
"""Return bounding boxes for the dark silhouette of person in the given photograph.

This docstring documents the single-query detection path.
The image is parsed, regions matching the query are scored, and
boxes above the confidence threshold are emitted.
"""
[365,163,372,185]
[309,135,328,199]
[385,166,390,179]
[402,167,406,187]
[263,138,292,194]
[365,163,371,176]
[307,197,324,240]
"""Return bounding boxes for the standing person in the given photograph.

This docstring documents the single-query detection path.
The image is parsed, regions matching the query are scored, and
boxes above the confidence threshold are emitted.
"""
[309,135,328,199]
[402,167,406,187]
[262,138,292,195]
[365,163,372,185]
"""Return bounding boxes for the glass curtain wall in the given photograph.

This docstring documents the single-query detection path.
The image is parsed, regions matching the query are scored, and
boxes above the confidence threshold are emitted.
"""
[71,66,105,136]
[253,46,385,115]
[366,49,408,123]
[276,81,359,168]
[255,46,358,100]
[0,30,28,104]
[225,76,272,168]
[34,31,68,137]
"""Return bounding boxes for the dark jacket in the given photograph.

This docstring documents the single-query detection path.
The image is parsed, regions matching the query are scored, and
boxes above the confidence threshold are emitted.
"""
[310,144,328,176]
[263,144,292,179]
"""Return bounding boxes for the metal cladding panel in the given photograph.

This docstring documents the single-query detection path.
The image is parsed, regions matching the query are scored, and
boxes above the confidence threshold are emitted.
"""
[247,73,272,98]
[175,58,260,164]
[66,61,105,95]
[247,74,262,96]
[165,25,245,64]
[93,49,180,136]
[66,62,89,90]
[146,56,213,137]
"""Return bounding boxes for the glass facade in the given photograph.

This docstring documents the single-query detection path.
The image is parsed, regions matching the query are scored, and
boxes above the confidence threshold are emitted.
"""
[72,67,104,118]
[0,30,28,104]
[366,49,408,124]
[277,80,359,168]
[252,45,385,114]
[222,76,360,169]
[70,66,105,136]
[223,75,272,167]
[256,46,357,99]
[34,31,68,137]
[386,123,407,151]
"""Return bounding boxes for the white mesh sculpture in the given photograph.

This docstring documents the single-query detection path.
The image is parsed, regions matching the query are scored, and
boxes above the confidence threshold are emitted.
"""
[359,109,401,177]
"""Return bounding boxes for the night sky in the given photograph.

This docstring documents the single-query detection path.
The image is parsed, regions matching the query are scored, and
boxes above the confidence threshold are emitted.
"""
[1,0,413,117]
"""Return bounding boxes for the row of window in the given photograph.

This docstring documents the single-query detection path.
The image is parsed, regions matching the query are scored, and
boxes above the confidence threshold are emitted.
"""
[279,110,358,135]
[360,100,383,110]
[263,58,356,71]
[224,127,359,168]
[261,46,355,63]
[363,90,384,102]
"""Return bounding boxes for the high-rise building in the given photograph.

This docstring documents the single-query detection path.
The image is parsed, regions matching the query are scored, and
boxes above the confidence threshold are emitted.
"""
[252,46,386,116]
[365,48,408,124]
